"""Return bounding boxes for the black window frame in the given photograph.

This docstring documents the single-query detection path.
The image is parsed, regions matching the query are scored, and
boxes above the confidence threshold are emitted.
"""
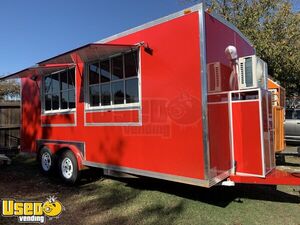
[42,67,76,113]
[86,49,140,110]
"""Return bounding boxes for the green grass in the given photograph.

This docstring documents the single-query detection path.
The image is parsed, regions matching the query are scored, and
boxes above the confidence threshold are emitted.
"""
[0,154,299,225]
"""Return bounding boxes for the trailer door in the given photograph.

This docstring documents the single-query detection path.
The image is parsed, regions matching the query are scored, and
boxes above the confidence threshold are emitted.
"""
[230,89,275,177]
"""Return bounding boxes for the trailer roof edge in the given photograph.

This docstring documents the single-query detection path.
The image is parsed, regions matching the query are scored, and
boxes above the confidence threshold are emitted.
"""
[96,3,254,49]
[96,3,204,44]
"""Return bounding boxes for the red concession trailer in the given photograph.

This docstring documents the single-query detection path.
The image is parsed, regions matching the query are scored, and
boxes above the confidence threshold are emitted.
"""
[2,3,299,186]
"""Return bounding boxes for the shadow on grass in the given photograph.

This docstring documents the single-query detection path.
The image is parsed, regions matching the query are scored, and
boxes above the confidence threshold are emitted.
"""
[1,154,300,225]
[95,201,184,225]
[2,154,300,207]
[110,176,300,207]
[64,176,185,225]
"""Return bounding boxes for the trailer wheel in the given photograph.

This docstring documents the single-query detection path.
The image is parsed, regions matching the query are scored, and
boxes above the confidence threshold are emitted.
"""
[59,150,80,184]
[39,147,54,174]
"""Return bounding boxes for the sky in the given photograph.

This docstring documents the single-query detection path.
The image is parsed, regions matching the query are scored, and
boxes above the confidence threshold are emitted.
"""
[0,0,299,76]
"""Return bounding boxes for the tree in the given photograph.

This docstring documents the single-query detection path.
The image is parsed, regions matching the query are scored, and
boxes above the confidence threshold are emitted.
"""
[0,79,20,101]
[183,0,300,96]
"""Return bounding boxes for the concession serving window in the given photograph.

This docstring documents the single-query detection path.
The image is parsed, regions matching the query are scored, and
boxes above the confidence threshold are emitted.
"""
[1,43,141,113]
[37,43,141,111]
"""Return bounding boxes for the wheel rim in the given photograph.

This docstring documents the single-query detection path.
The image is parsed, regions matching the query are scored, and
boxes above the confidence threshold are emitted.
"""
[41,152,51,172]
[61,158,73,179]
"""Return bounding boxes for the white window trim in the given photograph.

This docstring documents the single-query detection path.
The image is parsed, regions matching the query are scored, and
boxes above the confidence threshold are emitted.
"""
[85,48,141,112]
[43,108,76,115]
[41,67,77,115]
[85,103,140,112]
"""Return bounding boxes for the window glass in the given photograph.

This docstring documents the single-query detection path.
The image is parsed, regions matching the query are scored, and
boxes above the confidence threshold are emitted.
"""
[68,89,76,109]
[125,51,138,78]
[285,110,293,119]
[61,91,68,109]
[101,83,111,106]
[45,94,52,111]
[60,71,68,90]
[112,81,124,104]
[296,110,300,119]
[89,85,100,107]
[89,63,100,85]
[68,68,75,89]
[100,60,110,83]
[52,93,59,110]
[125,78,139,103]
[43,68,76,112]
[88,50,139,108]
[45,76,52,93]
[52,74,60,93]
[111,55,123,80]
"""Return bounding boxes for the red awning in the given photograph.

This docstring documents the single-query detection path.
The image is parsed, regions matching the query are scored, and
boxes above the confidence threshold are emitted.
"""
[1,43,139,80]
[38,43,139,65]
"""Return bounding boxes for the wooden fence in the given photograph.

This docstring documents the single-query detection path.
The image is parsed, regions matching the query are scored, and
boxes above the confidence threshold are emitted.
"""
[0,102,20,154]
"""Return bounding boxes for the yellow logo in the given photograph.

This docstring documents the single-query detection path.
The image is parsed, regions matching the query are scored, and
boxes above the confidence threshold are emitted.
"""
[1,196,64,223]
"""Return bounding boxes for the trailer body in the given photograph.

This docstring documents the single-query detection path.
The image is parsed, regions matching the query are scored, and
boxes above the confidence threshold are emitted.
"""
[3,4,299,187]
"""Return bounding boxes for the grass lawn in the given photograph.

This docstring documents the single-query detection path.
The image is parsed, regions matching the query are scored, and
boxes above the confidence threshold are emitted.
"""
[0,153,299,225]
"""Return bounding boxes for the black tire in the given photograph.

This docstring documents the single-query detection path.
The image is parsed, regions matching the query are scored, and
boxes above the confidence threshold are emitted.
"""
[38,147,54,175]
[58,150,80,184]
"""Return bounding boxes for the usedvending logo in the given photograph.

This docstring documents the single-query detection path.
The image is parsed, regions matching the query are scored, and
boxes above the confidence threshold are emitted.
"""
[1,196,64,223]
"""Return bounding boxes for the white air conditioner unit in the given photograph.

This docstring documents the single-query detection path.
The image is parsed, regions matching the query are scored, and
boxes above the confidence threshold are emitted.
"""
[238,55,268,90]
[207,62,221,92]
[207,62,231,92]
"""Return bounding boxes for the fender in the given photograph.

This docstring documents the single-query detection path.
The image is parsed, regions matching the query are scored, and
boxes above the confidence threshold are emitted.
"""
[40,143,84,170]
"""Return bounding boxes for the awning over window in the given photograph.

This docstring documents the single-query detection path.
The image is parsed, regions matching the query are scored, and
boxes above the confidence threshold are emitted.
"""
[0,43,139,80]
[38,43,139,65]
[0,64,73,80]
